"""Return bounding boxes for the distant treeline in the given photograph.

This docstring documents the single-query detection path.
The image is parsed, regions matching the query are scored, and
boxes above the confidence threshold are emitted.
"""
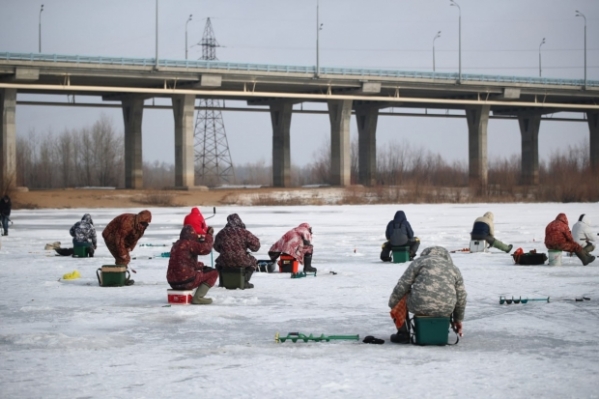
[11,117,599,202]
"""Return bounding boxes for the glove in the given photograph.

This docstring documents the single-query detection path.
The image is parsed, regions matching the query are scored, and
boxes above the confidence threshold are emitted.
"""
[207,226,214,235]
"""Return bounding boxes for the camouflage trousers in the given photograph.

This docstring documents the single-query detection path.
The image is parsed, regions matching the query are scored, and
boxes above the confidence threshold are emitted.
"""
[390,295,408,329]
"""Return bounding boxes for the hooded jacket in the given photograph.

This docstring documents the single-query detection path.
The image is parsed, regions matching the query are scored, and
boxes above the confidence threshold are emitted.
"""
[385,211,414,246]
[214,213,261,269]
[269,223,313,264]
[572,214,595,247]
[545,213,581,252]
[183,207,207,235]
[167,225,214,286]
[471,211,495,237]
[0,195,11,216]
[388,246,467,322]
[102,210,152,266]
[70,213,97,247]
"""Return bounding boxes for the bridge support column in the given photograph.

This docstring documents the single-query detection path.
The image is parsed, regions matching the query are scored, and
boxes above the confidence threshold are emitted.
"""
[172,95,196,188]
[588,112,599,172]
[355,105,378,186]
[0,89,17,189]
[328,100,352,186]
[122,97,144,189]
[518,113,542,185]
[270,101,293,187]
[465,105,490,194]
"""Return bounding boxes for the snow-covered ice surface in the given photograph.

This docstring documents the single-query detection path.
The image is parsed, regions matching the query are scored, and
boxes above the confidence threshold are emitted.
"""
[1,203,598,399]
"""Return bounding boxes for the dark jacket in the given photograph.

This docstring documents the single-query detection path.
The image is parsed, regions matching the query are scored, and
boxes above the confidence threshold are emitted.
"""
[70,213,97,247]
[0,195,11,216]
[214,213,260,269]
[167,225,213,286]
[385,211,414,247]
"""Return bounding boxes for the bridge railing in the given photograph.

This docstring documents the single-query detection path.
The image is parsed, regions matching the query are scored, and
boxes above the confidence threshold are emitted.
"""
[1,52,596,87]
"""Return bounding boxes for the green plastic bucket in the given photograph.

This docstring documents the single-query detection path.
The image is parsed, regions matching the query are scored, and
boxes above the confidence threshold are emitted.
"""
[413,316,450,346]
[392,247,409,263]
[96,265,130,287]
[221,268,245,290]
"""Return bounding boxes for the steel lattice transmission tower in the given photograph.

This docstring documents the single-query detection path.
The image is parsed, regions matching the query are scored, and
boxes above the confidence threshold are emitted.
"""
[194,18,234,186]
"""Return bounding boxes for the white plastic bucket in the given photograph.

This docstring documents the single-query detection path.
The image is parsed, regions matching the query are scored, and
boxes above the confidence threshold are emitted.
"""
[469,240,486,253]
[548,250,562,266]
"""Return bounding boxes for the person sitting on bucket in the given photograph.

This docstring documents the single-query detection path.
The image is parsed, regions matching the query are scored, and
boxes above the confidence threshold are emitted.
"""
[388,246,467,344]
[183,207,208,236]
[380,210,420,262]
[102,210,152,285]
[214,213,261,289]
[268,223,316,273]
[572,214,595,254]
[70,213,98,256]
[167,225,218,304]
[470,211,513,253]
[545,213,595,266]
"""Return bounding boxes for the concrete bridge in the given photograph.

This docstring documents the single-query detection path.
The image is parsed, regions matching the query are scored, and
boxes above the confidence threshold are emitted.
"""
[1,52,598,190]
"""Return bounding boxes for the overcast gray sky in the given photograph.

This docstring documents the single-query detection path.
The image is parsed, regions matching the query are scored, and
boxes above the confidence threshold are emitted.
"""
[1,0,598,168]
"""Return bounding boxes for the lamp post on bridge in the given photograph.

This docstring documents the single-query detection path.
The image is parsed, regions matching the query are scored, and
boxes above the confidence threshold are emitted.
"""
[449,0,461,83]
[433,31,441,72]
[185,14,193,60]
[38,4,44,53]
[316,0,323,78]
[575,10,587,88]
[538,37,545,77]
[155,0,159,69]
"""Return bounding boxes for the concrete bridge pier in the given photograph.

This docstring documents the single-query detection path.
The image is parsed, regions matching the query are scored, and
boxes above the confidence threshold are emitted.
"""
[328,100,353,186]
[122,96,144,189]
[172,94,196,188]
[518,112,542,185]
[465,105,490,194]
[270,101,293,187]
[588,112,599,172]
[355,105,378,187]
[0,89,17,189]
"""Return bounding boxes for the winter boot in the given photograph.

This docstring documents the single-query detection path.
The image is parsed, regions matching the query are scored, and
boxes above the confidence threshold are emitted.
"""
[390,322,410,344]
[55,247,74,256]
[380,242,392,262]
[583,243,596,254]
[303,253,317,273]
[575,250,596,266]
[191,283,212,304]
[491,239,513,253]
[244,268,254,289]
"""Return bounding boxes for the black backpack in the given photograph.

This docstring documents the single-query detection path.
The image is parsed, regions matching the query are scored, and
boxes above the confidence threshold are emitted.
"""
[390,222,408,247]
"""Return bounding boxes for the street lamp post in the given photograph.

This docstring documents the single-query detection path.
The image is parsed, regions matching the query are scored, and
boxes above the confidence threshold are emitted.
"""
[316,0,323,77]
[155,0,159,68]
[185,14,192,60]
[449,0,461,83]
[538,37,545,77]
[575,10,587,88]
[38,4,44,53]
[433,31,441,72]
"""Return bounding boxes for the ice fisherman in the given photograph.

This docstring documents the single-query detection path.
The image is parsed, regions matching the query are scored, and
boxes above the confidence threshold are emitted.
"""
[388,246,467,344]
[380,210,420,262]
[167,225,218,304]
[66,213,98,256]
[268,223,316,273]
[572,214,595,254]
[213,213,261,289]
[545,213,595,266]
[0,195,11,236]
[183,207,208,236]
[102,210,152,284]
[470,211,513,253]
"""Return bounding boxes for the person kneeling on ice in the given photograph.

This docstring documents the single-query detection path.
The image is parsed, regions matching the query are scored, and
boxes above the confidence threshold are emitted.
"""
[545,213,595,266]
[102,210,152,285]
[183,207,208,236]
[268,223,316,273]
[167,225,218,304]
[470,211,513,253]
[214,213,261,289]
[388,246,467,344]
[380,211,420,262]
[572,214,596,254]
[55,213,98,257]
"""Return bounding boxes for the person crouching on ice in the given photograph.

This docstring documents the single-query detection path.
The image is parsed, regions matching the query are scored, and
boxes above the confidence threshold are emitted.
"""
[71,213,98,256]
[167,225,218,304]
[268,223,316,273]
[380,210,420,262]
[214,213,261,289]
[545,213,595,266]
[102,210,152,285]
[470,211,513,253]
[388,246,467,344]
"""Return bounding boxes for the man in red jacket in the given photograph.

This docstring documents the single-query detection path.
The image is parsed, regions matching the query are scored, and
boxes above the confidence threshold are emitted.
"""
[183,207,207,235]
[545,213,595,266]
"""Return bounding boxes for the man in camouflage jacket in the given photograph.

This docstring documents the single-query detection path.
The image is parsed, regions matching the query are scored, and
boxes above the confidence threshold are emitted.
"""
[70,213,98,256]
[388,246,467,343]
